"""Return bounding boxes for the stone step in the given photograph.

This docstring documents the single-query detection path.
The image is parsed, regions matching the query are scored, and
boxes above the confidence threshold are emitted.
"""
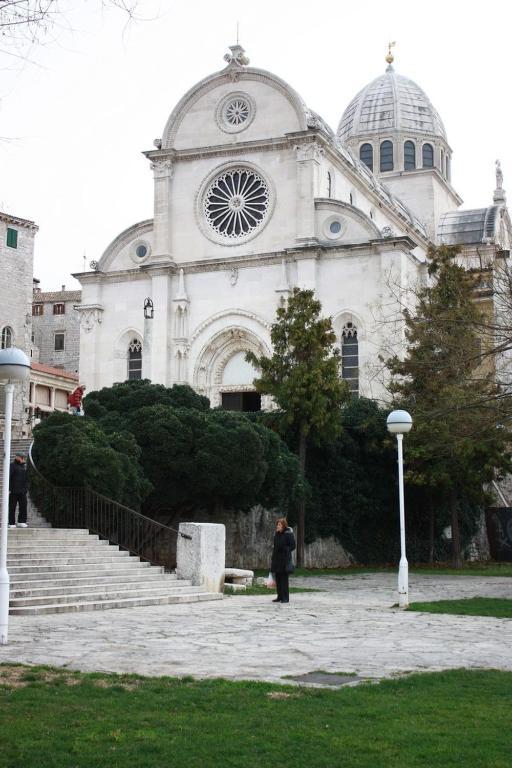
[7,552,133,568]
[7,542,111,553]
[10,591,223,615]
[9,560,154,577]
[10,576,184,599]
[10,583,201,607]
[5,529,93,538]
[9,571,172,590]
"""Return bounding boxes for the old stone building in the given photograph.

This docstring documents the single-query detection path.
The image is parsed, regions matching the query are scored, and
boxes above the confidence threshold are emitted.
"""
[0,210,38,438]
[74,45,511,409]
[32,284,81,375]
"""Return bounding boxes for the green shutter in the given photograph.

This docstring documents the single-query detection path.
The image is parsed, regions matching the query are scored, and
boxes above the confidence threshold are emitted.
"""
[6,228,18,248]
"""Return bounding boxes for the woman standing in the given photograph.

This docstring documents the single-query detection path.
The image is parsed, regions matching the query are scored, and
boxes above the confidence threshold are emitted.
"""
[270,518,296,603]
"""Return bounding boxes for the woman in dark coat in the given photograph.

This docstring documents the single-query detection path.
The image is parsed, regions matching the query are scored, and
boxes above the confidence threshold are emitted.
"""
[270,517,296,603]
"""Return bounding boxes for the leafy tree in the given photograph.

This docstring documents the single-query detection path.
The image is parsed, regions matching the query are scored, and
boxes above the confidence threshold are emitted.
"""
[83,380,210,420]
[29,410,150,512]
[247,288,349,564]
[386,245,512,567]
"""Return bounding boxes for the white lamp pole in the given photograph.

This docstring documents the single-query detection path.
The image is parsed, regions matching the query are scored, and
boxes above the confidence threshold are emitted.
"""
[0,348,31,644]
[386,410,413,609]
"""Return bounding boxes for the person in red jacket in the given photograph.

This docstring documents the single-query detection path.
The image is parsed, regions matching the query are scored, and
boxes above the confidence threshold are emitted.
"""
[68,384,86,415]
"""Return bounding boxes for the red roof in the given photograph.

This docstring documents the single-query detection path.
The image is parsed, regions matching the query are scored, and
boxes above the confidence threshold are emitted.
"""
[31,362,79,381]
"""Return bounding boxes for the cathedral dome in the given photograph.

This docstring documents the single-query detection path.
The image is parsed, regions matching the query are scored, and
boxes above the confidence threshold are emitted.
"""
[337,65,446,144]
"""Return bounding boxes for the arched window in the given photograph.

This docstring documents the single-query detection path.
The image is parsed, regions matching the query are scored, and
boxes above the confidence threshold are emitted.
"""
[326,172,332,198]
[127,339,142,380]
[349,192,353,206]
[341,323,358,396]
[380,141,394,172]
[1,326,13,349]
[440,149,444,176]
[404,141,416,170]
[446,154,451,181]
[422,143,434,168]
[360,143,373,171]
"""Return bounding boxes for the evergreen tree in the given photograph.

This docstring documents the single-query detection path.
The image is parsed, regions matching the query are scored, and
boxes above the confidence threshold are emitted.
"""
[247,288,349,564]
[386,246,512,567]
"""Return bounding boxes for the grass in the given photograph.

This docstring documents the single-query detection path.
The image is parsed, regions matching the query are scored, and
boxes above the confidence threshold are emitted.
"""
[253,562,512,578]
[0,666,511,767]
[230,583,322,596]
[408,597,512,618]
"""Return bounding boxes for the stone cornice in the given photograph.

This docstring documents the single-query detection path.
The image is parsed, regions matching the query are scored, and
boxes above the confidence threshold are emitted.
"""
[0,210,38,231]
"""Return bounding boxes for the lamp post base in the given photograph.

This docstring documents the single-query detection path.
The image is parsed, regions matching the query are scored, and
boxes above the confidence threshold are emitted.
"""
[398,559,409,609]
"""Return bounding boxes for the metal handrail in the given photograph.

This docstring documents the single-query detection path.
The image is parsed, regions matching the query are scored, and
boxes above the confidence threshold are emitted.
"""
[27,440,191,570]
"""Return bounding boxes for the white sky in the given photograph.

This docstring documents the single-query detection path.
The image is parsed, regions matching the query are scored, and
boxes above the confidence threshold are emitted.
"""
[1,0,510,290]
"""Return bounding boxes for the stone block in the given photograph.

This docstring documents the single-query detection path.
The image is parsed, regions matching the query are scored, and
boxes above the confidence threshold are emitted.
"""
[176,522,225,593]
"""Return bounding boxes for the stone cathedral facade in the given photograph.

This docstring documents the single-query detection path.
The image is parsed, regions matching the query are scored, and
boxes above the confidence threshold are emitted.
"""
[75,46,512,408]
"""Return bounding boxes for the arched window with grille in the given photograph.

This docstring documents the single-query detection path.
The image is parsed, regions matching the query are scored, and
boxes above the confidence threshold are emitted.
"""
[360,143,373,171]
[1,326,13,349]
[127,339,142,380]
[404,141,416,170]
[422,143,434,168]
[380,141,394,172]
[341,323,358,395]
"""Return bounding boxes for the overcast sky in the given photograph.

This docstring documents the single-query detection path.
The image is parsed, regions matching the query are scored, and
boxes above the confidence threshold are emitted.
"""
[1,0,510,290]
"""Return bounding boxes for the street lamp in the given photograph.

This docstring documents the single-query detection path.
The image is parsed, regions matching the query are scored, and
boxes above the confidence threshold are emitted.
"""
[387,409,413,609]
[0,347,31,644]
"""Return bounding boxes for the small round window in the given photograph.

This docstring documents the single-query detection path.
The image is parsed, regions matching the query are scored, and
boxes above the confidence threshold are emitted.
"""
[216,92,255,134]
[131,240,151,265]
[324,216,345,241]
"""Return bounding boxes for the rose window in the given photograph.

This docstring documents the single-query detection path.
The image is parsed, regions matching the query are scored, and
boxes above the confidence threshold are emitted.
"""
[224,98,250,127]
[204,168,270,238]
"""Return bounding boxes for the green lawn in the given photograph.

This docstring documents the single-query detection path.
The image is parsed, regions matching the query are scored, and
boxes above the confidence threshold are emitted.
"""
[255,563,512,579]
[230,584,322,596]
[408,597,512,618]
[0,666,511,767]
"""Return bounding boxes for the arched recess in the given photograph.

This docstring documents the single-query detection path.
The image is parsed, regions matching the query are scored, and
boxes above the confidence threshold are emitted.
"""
[113,328,143,383]
[192,326,270,408]
[332,310,365,397]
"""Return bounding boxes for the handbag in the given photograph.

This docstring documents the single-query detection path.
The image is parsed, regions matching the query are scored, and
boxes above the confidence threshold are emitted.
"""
[265,571,276,588]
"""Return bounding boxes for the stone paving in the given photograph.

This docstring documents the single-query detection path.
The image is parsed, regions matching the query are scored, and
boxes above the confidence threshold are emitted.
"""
[0,573,511,684]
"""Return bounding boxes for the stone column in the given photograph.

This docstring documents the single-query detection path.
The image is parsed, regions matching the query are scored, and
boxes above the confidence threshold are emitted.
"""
[295,142,323,244]
[176,523,226,593]
[149,271,172,385]
[151,156,174,262]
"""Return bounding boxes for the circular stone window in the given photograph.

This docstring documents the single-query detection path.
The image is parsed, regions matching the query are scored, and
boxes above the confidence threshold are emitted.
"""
[216,92,255,134]
[204,168,270,239]
[130,239,151,265]
[324,216,345,241]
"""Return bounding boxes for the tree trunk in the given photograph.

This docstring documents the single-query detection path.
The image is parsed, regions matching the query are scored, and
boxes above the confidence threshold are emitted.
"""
[428,494,435,565]
[450,490,462,569]
[297,427,307,567]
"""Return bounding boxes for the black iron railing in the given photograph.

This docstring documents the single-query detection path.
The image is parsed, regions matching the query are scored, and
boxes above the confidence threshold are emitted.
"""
[28,443,190,570]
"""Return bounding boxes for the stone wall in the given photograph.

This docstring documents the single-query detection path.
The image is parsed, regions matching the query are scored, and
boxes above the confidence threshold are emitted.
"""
[162,505,353,569]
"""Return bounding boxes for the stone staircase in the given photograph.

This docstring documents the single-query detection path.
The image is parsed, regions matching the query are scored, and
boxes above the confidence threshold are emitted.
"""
[2,439,223,615]
[7,528,223,615]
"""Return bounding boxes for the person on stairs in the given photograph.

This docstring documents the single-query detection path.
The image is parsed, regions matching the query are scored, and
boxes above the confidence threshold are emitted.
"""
[9,452,28,528]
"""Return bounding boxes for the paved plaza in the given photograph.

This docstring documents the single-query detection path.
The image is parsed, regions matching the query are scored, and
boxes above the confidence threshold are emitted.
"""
[0,573,511,684]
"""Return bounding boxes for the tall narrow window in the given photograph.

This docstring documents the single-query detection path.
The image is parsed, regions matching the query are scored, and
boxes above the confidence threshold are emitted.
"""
[1,326,13,349]
[6,228,18,249]
[446,154,451,181]
[422,143,434,168]
[440,149,444,176]
[128,339,142,380]
[54,332,65,351]
[404,141,416,170]
[380,141,394,172]
[342,323,358,396]
[360,143,373,171]
[327,172,332,198]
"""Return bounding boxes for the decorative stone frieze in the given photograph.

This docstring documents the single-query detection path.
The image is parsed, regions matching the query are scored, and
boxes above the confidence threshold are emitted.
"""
[75,304,103,333]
